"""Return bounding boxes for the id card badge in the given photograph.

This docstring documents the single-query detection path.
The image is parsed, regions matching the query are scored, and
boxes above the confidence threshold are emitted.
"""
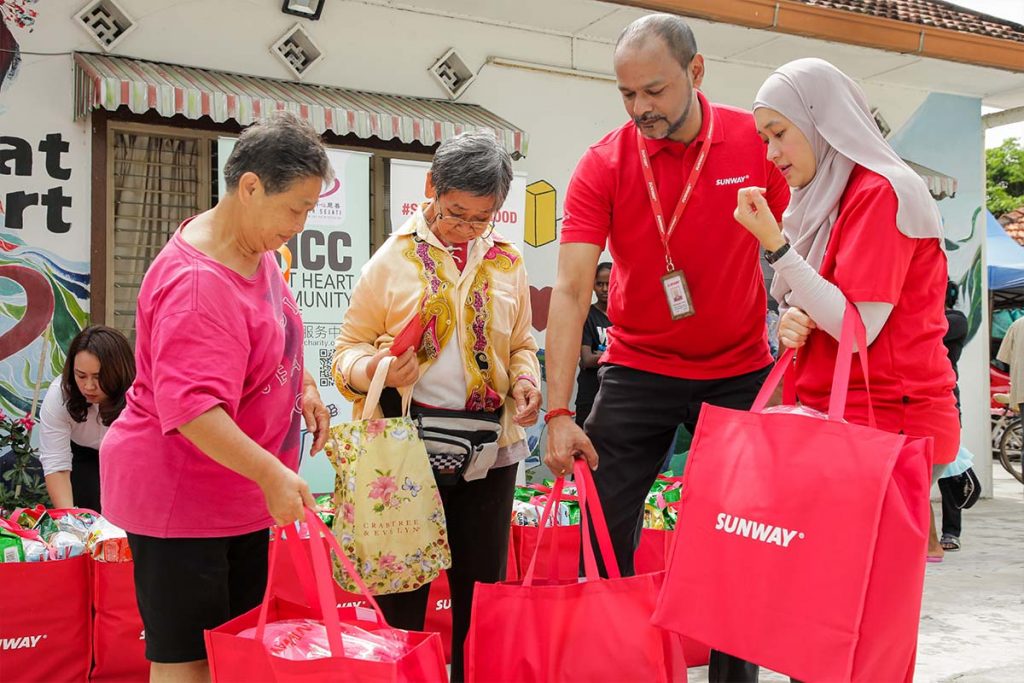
[661,270,695,320]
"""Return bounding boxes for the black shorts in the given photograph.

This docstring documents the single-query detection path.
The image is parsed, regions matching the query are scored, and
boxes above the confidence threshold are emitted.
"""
[126,529,269,663]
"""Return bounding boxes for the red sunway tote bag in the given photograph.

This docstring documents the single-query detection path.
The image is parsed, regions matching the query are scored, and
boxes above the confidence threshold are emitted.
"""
[653,306,932,682]
[89,559,148,682]
[205,510,447,683]
[466,461,686,683]
[0,511,93,683]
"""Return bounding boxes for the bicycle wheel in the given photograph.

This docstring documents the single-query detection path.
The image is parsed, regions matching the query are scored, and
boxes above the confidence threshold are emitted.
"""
[998,418,1023,484]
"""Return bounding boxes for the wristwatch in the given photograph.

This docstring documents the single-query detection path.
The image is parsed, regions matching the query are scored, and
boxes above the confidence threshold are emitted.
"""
[764,242,791,265]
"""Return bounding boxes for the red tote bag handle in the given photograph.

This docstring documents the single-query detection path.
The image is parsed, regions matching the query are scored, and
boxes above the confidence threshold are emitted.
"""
[751,348,797,413]
[828,303,876,427]
[574,459,620,580]
[751,303,875,427]
[519,483,580,578]
[521,476,566,586]
[523,460,620,585]
[256,510,390,655]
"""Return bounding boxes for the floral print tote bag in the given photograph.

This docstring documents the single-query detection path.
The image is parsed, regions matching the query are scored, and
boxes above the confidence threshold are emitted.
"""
[326,356,451,594]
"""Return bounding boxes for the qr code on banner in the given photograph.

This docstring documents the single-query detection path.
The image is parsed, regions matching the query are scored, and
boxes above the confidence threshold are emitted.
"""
[319,348,332,387]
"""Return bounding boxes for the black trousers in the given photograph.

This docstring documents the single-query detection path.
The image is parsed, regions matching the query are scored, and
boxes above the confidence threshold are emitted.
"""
[374,462,518,683]
[937,477,962,538]
[575,402,594,429]
[70,441,101,513]
[585,363,772,683]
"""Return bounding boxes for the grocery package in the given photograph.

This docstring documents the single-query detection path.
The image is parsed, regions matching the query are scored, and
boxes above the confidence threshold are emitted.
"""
[511,484,578,527]
[511,477,682,531]
[315,493,336,527]
[1,507,131,563]
[1,527,26,562]
[644,474,683,531]
[86,516,133,562]
[239,619,409,662]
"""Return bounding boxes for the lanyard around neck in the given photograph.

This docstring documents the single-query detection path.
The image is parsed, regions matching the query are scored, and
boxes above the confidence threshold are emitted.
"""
[635,112,714,272]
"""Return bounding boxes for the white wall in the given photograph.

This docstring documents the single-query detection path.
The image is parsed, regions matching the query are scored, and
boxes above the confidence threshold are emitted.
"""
[19,1,960,291]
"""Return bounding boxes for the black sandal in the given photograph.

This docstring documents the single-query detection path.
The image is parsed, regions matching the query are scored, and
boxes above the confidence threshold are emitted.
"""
[940,534,961,551]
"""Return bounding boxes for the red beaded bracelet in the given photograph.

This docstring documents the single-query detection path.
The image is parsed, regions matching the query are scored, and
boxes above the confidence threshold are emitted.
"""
[543,408,576,424]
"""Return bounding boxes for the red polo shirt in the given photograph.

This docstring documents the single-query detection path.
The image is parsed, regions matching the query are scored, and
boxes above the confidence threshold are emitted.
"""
[794,165,959,464]
[562,92,789,380]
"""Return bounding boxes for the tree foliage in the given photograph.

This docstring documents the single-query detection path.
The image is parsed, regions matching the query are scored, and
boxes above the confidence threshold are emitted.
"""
[987,137,1024,218]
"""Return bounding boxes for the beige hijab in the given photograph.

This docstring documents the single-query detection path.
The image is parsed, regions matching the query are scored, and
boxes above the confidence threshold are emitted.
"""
[754,58,943,305]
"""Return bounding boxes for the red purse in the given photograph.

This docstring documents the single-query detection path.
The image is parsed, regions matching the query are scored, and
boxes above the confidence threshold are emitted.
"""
[390,312,426,357]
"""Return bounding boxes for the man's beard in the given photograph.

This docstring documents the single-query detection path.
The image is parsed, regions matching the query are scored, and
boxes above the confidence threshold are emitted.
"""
[635,93,694,140]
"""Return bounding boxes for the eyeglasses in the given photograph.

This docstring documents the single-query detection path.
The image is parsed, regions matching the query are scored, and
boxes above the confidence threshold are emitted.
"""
[432,199,495,239]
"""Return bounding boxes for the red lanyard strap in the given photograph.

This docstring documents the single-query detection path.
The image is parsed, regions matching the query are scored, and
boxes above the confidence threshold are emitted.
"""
[636,114,714,273]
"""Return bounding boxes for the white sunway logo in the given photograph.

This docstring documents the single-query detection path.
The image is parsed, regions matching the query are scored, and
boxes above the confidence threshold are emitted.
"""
[715,513,805,547]
[715,174,751,186]
[2,634,46,650]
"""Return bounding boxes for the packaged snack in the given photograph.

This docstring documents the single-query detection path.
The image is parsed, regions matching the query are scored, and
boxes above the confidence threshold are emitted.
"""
[643,503,666,531]
[86,517,133,562]
[49,531,86,560]
[315,493,336,527]
[23,538,49,562]
[99,538,132,562]
[55,511,96,542]
[14,505,45,530]
[559,498,581,526]
[512,498,572,527]
[239,618,408,662]
[0,529,25,563]
[644,477,683,530]
[540,480,578,497]
[511,499,544,527]
[762,404,832,421]
[513,486,537,503]
[31,512,60,542]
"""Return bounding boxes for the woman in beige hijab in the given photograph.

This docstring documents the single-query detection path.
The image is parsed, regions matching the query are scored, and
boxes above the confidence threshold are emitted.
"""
[734,58,959,559]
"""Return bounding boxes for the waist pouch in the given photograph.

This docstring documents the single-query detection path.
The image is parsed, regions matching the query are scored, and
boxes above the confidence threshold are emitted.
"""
[411,405,503,485]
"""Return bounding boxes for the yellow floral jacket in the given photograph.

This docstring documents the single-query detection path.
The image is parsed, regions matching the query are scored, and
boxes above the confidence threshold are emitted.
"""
[332,208,540,448]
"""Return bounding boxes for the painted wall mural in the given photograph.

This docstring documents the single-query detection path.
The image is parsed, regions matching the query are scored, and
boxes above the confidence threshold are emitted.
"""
[0,4,89,431]
[887,91,989,476]
[0,232,90,417]
[524,180,557,248]
[889,93,986,343]
[0,1,37,103]
[523,179,561,333]
[0,127,83,417]
[946,207,985,343]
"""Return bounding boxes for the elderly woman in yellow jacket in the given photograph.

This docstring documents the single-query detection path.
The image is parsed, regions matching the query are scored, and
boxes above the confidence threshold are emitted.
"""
[333,131,541,682]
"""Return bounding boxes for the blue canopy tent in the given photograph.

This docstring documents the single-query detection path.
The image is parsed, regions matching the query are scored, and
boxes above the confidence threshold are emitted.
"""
[988,211,1024,308]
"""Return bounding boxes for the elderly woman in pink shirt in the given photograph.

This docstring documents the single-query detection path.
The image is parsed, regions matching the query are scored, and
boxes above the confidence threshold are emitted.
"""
[334,132,541,683]
[101,113,332,683]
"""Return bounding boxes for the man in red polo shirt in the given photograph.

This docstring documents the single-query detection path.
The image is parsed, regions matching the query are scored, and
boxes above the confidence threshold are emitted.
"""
[544,14,788,682]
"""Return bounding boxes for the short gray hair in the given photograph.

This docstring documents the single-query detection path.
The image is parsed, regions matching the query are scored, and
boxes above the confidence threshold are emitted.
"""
[223,112,333,195]
[430,132,513,209]
[616,14,698,69]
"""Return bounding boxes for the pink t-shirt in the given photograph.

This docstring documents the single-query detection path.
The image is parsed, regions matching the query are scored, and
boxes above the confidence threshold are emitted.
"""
[101,220,305,538]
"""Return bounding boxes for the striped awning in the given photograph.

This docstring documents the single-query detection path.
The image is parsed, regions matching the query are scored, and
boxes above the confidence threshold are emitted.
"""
[73,52,528,158]
[903,159,958,200]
